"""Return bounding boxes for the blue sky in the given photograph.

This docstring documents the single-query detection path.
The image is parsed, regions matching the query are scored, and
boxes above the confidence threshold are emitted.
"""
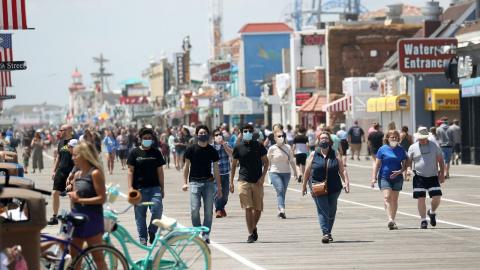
[8,0,451,107]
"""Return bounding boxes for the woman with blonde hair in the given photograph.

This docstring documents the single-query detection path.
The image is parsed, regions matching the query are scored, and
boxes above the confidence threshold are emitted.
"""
[67,141,106,268]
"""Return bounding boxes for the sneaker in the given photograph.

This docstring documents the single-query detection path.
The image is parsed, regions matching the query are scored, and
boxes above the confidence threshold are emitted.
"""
[222,210,227,217]
[387,221,398,230]
[215,210,223,218]
[328,234,333,242]
[252,228,258,241]
[297,175,302,183]
[247,234,255,243]
[139,238,147,246]
[149,232,156,245]
[420,220,428,229]
[278,212,286,219]
[202,234,210,244]
[47,216,58,225]
[322,234,330,244]
[427,210,437,227]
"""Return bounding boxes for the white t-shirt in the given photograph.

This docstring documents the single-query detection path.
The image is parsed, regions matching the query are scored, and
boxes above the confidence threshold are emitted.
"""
[267,144,293,174]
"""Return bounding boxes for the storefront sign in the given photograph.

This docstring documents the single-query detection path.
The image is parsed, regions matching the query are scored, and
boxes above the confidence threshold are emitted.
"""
[457,55,474,79]
[223,96,263,115]
[209,61,231,83]
[386,95,410,111]
[425,88,459,111]
[301,34,325,46]
[295,92,312,106]
[119,96,148,105]
[0,95,15,100]
[398,38,457,73]
[461,77,480,98]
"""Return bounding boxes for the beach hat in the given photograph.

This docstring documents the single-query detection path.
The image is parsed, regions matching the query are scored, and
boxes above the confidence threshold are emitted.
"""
[416,127,429,140]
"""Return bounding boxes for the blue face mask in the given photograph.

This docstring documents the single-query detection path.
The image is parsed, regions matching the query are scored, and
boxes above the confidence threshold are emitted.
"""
[243,132,253,141]
[142,139,153,148]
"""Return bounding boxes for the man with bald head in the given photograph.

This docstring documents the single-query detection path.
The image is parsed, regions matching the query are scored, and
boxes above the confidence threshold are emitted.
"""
[48,124,75,225]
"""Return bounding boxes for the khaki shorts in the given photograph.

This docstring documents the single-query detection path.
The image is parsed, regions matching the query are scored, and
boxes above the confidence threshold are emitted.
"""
[238,180,264,211]
[350,143,361,154]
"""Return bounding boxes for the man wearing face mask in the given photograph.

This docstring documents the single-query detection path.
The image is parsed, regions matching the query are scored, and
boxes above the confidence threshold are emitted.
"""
[211,129,233,218]
[183,125,222,244]
[230,124,269,243]
[127,127,166,246]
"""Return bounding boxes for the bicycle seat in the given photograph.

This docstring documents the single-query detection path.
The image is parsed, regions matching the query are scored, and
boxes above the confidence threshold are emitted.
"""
[62,213,89,227]
[153,217,177,231]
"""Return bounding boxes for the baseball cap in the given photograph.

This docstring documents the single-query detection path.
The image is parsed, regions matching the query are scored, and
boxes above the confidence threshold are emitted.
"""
[68,139,79,148]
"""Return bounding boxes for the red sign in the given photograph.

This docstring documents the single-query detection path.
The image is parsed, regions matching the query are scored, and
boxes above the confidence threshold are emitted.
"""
[296,93,312,106]
[120,96,148,105]
[398,38,457,73]
[209,61,231,83]
[301,34,325,46]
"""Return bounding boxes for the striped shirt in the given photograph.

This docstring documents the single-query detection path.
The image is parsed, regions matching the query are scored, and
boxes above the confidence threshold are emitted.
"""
[212,144,230,175]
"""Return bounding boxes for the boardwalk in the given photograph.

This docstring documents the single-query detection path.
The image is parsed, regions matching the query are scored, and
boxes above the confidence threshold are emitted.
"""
[36,150,480,269]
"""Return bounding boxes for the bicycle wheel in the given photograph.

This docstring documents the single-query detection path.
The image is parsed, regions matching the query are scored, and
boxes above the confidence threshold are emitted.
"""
[152,234,211,270]
[70,244,128,270]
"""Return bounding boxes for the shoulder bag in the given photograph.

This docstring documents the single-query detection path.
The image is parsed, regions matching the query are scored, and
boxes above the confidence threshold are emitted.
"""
[275,145,291,162]
[311,158,329,197]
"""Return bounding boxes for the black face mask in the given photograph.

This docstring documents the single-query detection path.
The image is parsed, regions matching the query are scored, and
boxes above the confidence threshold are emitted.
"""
[319,142,330,149]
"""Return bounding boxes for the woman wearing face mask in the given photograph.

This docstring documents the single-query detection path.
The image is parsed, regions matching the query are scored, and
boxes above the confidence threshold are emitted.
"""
[371,130,408,230]
[267,130,297,218]
[302,131,350,243]
[127,128,166,246]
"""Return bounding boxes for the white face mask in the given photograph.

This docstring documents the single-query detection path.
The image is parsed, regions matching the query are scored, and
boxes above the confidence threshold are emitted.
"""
[389,141,398,147]
[275,137,284,145]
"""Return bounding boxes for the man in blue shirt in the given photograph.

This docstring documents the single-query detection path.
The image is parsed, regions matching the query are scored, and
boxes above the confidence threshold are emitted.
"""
[212,129,233,218]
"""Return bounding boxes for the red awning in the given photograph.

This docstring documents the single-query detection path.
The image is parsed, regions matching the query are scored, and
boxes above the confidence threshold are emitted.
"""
[298,94,327,112]
[322,96,351,112]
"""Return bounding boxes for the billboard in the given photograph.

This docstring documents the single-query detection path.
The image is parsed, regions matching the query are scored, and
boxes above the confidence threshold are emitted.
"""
[175,52,186,85]
[243,33,290,97]
[398,38,457,73]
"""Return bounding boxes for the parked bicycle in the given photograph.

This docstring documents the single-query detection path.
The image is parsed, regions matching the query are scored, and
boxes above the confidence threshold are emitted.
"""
[103,186,211,269]
[40,211,128,270]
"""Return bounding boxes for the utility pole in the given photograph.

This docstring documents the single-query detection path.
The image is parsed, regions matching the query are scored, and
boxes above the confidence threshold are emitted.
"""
[91,53,113,110]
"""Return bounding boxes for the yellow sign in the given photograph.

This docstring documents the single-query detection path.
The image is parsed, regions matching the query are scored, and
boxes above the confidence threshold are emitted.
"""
[376,97,387,112]
[367,98,377,112]
[425,88,459,111]
[386,95,410,111]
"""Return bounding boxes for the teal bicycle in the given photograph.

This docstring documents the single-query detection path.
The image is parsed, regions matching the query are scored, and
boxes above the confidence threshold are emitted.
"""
[103,187,211,269]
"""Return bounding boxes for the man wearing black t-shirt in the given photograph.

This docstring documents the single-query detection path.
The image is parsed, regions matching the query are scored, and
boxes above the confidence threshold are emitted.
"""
[367,123,384,161]
[48,124,75,225]
[348,120,366,160]
[230,124,269,243]
[183,125,221,244]
[127,127,166,246]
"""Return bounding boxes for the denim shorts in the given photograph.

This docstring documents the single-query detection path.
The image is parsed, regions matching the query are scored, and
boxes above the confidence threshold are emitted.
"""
[378,176,403,191]
[441,146,453,163]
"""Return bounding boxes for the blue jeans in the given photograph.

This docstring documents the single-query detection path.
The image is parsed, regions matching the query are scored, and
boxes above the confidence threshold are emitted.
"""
[270,172,291,210]
[215,174,230,211]
[190,181,215,235]
[134,186,163,242]
[312,190,341,235]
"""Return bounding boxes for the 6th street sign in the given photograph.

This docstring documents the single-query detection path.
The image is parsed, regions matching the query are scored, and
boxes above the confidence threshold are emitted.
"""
[0,61,27,71]
[398,38,457,73]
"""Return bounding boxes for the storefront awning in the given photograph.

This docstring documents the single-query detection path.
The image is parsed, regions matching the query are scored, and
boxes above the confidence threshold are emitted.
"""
[425,88,459,111]
[322,96,351,112]
[367,97,378,112]
[376,97,386,112]
[299,94,327,112]
[386,95,410,111]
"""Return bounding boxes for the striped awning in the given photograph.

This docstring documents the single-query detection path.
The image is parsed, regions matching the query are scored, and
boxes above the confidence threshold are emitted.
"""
[322,96,351,112]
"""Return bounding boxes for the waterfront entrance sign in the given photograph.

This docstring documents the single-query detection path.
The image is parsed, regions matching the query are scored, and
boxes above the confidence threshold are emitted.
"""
[398,38,457,74]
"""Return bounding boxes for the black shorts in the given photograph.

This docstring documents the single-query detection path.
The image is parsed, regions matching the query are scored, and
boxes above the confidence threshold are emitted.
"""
[295,153,307,166]
[454,143,461,154]
[340,140,349,155]
[118,149,128,159]
[53,171,69,192]
[413,174,442,198]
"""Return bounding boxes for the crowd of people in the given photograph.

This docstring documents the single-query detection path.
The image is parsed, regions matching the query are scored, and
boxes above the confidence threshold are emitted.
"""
[2,115,462,247]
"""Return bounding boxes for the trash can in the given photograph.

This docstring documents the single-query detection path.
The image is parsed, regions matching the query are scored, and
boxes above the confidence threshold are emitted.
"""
[0,187,47,270]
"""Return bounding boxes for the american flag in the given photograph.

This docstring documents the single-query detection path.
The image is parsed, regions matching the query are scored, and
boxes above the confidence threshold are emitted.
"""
[0,0,28,30]
[0,33,12,87]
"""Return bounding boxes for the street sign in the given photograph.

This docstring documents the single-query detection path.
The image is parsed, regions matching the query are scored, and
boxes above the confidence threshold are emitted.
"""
[0,61,26,70]
[0,95,16,100]
[398,38,457,74]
